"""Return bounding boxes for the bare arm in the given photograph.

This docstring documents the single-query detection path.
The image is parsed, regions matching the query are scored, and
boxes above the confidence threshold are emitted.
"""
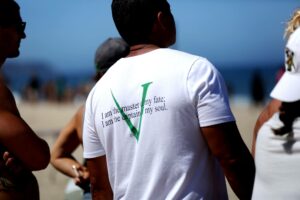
[51,105,90,189]
[252,99,281,155]
[51,105,84,177]
[0,82,50,170]
[201,121,255,200]
[87,156,113,200]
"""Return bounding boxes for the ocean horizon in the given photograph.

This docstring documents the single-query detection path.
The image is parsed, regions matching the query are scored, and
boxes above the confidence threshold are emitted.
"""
[2,60,280,105]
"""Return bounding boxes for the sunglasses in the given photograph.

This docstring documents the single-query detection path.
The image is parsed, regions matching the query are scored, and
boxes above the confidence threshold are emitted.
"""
[0,21,26,33]
[15,21,26,33]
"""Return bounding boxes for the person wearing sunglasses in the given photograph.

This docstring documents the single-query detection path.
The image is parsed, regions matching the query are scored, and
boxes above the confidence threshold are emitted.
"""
[0,0,50,199]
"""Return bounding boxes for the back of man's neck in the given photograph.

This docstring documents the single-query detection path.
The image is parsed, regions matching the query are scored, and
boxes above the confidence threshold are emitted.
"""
[127,44,159,57]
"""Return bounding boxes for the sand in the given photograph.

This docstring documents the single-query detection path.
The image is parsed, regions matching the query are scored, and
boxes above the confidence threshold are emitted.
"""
[16,101,263,200]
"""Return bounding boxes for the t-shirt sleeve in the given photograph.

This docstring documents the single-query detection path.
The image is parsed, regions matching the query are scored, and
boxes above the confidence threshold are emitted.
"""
[83,87,106,159]
[187,58,235,127]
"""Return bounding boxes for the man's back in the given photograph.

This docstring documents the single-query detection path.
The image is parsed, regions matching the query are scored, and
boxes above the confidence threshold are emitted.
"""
[84,48,235,199]
[85,1,255,199]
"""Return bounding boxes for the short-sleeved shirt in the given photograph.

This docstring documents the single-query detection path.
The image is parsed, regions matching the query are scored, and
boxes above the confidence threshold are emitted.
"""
[83,48,234,200]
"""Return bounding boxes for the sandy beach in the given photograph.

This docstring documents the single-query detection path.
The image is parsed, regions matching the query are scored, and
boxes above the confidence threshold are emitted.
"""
[17,101,263,200]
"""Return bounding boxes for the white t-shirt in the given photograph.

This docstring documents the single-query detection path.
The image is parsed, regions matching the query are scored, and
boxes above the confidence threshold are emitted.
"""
[252,113,300,200]
[83,48,235,200]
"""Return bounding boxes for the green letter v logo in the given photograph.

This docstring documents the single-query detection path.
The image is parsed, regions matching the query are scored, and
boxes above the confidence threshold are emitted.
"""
[111,82,152,141]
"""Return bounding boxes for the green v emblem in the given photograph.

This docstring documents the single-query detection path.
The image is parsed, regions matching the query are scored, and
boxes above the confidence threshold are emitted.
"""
[111,82,152,141]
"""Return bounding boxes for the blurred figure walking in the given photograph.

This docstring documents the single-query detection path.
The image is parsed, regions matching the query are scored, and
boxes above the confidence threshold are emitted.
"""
[252,8,300,154]
[252,26,300,199]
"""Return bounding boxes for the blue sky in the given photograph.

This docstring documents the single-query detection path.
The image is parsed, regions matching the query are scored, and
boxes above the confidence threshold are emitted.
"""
[10,0,300,74]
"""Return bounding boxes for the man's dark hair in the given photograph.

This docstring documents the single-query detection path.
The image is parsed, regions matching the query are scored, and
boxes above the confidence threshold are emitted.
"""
[0,0,20,25]
[111,0,171,46]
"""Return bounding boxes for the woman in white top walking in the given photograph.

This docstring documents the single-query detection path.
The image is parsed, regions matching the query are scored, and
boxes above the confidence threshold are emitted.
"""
[252,21,300,199]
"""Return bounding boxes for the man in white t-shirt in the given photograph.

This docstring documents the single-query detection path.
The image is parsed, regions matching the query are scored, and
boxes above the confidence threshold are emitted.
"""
[83,0,255,199]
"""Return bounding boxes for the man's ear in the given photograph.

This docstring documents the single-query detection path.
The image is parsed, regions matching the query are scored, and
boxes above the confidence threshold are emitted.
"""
[152,11,168,34]
[156,11,167,31]
[151,11,175,47]
[151,12,160,34]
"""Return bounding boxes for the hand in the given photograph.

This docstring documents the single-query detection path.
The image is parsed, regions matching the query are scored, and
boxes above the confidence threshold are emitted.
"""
[72,165,90,191]
[3,151,25,176]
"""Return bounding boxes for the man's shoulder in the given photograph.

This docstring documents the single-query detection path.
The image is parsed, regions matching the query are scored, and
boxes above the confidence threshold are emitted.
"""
[159,48,211,66]
[0,80,13,101]
[0,80,19,114]
[161,48,201,58]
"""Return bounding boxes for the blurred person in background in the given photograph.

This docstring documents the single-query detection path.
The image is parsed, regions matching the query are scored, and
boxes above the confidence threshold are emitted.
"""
[50,38,129,200]
[252,8,300,155]
[83,0,255,199]
[250,70,265,106]
[0,0,50,199]
[252,25,300,199]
